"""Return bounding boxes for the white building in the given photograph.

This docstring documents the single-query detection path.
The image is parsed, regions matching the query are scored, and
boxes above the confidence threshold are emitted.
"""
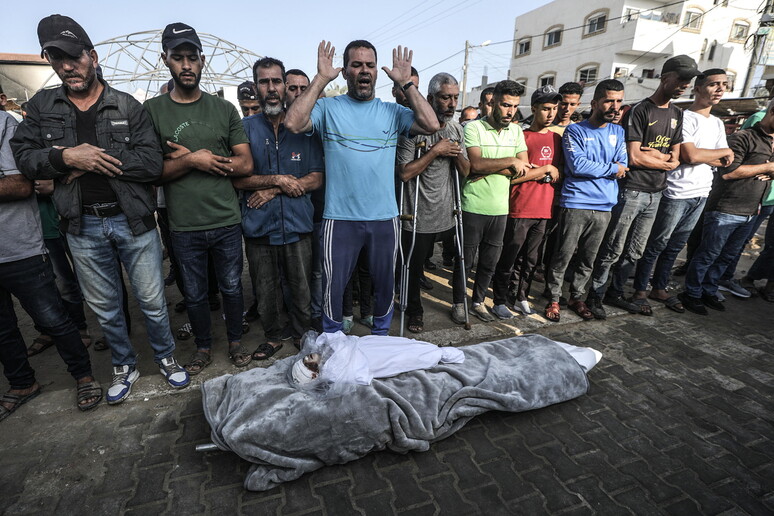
[508,0,759,106]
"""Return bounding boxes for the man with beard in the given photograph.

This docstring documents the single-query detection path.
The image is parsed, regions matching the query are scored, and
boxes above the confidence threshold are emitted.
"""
[491,85,562,319]
[396,72,470,333]
[144,23,253,374]
[285,69,310,108]
[551,82,583,136]
[237,81,260,118]
[285,40,439,335]
[587,55,696,318]
[450,80,530,323]
[632,70,733,314]
[11,15,189,405]
[544,80,628,323]
[234,57,323,358]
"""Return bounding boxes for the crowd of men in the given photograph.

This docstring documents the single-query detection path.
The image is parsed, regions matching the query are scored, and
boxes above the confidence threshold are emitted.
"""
[1,14,772,421]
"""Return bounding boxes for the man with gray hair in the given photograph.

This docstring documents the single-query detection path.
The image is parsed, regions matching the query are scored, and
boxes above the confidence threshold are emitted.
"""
[396,72,470,333]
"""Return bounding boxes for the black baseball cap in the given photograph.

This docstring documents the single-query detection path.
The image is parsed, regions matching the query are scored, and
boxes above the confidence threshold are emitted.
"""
[531,85,563,105]
[37,14,93,58]
[162,22,202,52]
[237,81,257,101]
[662,55,701,80]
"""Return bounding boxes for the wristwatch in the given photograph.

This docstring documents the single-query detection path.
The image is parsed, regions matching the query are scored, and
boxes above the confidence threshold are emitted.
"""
[401,81,415,92]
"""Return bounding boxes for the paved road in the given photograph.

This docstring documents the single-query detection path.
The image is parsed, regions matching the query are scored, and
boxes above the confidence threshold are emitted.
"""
[2,261,773,515]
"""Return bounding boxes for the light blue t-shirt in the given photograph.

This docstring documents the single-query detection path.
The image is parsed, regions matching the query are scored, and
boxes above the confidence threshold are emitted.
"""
[311,95,414,221]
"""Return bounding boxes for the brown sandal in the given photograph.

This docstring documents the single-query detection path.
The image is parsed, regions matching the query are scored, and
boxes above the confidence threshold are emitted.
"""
[228,343,252,367]
[27,335,54,357]
[544,302,561,322]
[568,299,595,320]
[407,315,424,333]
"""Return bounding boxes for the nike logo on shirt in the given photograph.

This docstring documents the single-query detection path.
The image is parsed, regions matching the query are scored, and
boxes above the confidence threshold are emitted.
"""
[648,121,658,126]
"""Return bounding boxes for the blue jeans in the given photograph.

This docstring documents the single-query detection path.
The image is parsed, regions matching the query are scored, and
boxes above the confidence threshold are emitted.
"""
[0,254,93,388]
[720,204,774,281]
[170,224,244,348]
[592,189,661,297]
[684,211,756,297]
[634,196,706,291]
[67,214,175,367]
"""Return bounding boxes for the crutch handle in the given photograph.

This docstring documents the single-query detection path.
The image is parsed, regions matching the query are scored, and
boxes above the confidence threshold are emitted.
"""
[399,214,415,221]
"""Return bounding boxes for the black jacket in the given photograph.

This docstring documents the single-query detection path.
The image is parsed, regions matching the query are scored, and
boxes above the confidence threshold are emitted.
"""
[10,79,162,235]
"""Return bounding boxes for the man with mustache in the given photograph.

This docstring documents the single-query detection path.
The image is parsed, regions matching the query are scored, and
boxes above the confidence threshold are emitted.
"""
[144,23,254,374]
[632,70,733,314]
[284,69,310,109]
[544,80,628,323]
[11,15,189,405]
[450,80,530,323]
[395,72,469,333]
[234,57,323,358]
[237,81,260,118]
[285,40,439,335]
[587,55,697,318]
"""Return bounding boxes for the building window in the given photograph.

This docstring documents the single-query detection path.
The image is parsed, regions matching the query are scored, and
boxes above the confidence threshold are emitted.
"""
[726,71,736,91]
[713,0,729,6]
[730,20,750,42]
[539,73,556,87]
[623,8,639,22]
[641,69,655,79]
[585,11,607,36]
[577,64,599,85]
[708,40,718,61]
[514,77,528,88]
[544,26,562,49]
[683,9,703,31]
[515,38,531,57]
[614,67,629,78]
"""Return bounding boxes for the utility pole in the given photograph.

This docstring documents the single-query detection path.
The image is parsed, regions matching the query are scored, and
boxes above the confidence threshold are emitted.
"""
[743,0,774,96]
[461,40,471,108]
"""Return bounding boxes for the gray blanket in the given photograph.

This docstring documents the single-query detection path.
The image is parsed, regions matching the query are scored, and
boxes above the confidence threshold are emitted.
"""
[202,334,590,491]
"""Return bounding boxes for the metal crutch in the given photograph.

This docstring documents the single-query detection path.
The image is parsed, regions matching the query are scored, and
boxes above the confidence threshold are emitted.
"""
[398,141,426,337]
[451,161,472,330]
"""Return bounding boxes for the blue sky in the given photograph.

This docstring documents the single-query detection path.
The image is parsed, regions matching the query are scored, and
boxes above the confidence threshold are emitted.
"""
[6,0,550,101]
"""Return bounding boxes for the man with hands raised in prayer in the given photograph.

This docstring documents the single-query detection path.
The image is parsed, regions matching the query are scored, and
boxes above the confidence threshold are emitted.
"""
[285,40,439,336]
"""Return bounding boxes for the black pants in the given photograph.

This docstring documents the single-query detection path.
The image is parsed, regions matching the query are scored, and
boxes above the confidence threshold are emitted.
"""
[452,212,507,305]
[492,218,547,305]
[401,228,453,317]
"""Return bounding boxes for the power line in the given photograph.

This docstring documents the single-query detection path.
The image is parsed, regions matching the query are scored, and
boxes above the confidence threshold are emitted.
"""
[366,0,445,41]
[372,0,479,46]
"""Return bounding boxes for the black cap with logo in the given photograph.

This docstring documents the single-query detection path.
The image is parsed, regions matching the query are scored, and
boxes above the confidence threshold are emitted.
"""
[162,23,203,52]
[237,81,257,101]
[37,14,94,58]
[661,55,701,80]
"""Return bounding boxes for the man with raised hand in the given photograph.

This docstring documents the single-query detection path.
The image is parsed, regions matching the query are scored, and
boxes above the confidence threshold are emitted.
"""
[451,80,530,324]
[12,15,188,405]
[396,72,469,333]
[544,80,627,323]
[234,57,323,359]
[632,70,733,314]
[144,23,253,374]
[588,55,696,317]
[285,40,439,335]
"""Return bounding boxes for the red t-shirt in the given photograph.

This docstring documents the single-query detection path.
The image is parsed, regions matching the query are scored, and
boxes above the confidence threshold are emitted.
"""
[508,129,563,219]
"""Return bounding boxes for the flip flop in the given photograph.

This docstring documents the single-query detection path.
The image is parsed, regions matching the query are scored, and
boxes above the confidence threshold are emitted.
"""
[0,385,42,422]
[228,343,252,367]
[630,297,653,316]
[649,295,684,313]
[252,342,282,361]
[27,335,54,357]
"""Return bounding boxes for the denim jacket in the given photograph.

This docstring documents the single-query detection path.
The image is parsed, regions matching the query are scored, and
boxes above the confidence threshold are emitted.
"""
[10,79,162,236]
[241,113,324,245]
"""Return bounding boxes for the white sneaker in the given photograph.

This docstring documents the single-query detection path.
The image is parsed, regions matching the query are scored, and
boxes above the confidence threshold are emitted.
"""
[717,279,751,298]
[158,357,190,389]
[513,300,535,315]
[106,365,139,405]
